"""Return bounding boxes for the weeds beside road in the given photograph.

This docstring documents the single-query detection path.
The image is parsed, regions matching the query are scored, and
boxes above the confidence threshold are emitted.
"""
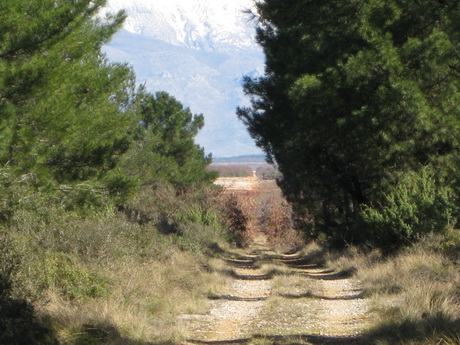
[328,234,460,345]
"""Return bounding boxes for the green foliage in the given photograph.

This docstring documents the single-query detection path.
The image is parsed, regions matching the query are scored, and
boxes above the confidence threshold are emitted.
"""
[0,196,232,344]
[0,0,136,210]
[0,0,216,214]
[40,253,110,300]
[123,90,217,191]
[171,205,230,252]
[437,228,460,260]
[361,168,452,249]
[178,205,222,228]
[0,1,228,344]
[2,182,231,297]
[239,0,460,249]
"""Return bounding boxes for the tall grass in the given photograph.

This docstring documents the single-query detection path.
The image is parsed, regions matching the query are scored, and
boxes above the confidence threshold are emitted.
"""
[326,234,460,344]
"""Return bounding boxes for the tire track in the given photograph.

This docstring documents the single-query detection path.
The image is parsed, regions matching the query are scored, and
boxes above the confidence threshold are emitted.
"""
[181,245,370,345]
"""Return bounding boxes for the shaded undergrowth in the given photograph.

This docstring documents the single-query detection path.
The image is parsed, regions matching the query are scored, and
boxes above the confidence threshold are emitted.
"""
[187,333,363,345]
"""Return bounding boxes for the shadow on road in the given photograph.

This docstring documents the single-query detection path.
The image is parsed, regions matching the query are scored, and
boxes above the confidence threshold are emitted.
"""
[186,333,364,345]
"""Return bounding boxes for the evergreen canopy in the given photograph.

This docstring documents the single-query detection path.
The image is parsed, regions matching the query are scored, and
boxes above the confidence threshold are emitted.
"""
[0,0,214,214]
[123,90,216,191]
[239,0,460,248]
[0,0,134,187]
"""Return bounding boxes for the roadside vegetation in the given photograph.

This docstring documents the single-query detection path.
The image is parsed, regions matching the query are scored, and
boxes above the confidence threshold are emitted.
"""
[240,0,460,251]
[239,1,460,343]
[0,1,228,344]
[3,1,460,345]
[0,186,233,345]
[322,233,460,345]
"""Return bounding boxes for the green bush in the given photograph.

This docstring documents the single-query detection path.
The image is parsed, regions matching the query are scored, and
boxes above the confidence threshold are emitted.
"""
[178,205,222,229]
[439,228,460,260]
[174,206,230,252]
[39,253,110,300]
[361,168,452,250]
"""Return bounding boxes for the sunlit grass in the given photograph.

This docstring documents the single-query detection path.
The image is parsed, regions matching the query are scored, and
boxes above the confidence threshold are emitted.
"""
[324,237,460,345]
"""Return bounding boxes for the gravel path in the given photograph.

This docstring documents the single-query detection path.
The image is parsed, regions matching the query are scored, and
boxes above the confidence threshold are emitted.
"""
[181,241,370,345]
[183,273,271,341]
[315,277,369,339]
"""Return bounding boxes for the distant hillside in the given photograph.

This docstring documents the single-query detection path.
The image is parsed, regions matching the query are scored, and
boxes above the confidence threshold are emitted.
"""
[212,155,266,164]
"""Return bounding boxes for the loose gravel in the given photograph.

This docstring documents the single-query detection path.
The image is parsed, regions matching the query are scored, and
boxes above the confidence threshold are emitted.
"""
[181,244,370,344]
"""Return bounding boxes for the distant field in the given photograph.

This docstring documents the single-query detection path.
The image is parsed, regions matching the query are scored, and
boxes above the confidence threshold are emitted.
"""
[211,155,269,170]
[209,157,281,179]
[208,164,282,179]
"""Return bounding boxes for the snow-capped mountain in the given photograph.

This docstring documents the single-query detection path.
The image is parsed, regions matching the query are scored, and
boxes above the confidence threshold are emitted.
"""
[102,0,265,157]
[105,0,258,52]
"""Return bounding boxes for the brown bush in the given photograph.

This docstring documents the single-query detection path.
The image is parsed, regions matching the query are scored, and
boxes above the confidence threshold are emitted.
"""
[207,164,254,177]
[218,182,303,250]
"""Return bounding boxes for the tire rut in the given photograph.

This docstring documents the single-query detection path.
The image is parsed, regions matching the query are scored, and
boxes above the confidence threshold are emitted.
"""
[181,244,370,345]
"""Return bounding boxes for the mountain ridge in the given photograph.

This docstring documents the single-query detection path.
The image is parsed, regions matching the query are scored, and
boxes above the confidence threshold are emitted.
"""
[104,0,259,52]
[103,0,264,157]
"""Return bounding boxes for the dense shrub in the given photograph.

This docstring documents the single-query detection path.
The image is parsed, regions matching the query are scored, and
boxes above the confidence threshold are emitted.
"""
[361,168,452,250]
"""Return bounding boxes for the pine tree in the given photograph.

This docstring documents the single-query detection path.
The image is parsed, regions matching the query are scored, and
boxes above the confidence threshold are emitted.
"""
[239,0,460,247]
[122,90,216,191]
[0,0,136,206]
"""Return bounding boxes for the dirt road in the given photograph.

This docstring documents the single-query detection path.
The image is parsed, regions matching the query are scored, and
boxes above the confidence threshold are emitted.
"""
[180,177,369,344]
[181,240,369,344]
